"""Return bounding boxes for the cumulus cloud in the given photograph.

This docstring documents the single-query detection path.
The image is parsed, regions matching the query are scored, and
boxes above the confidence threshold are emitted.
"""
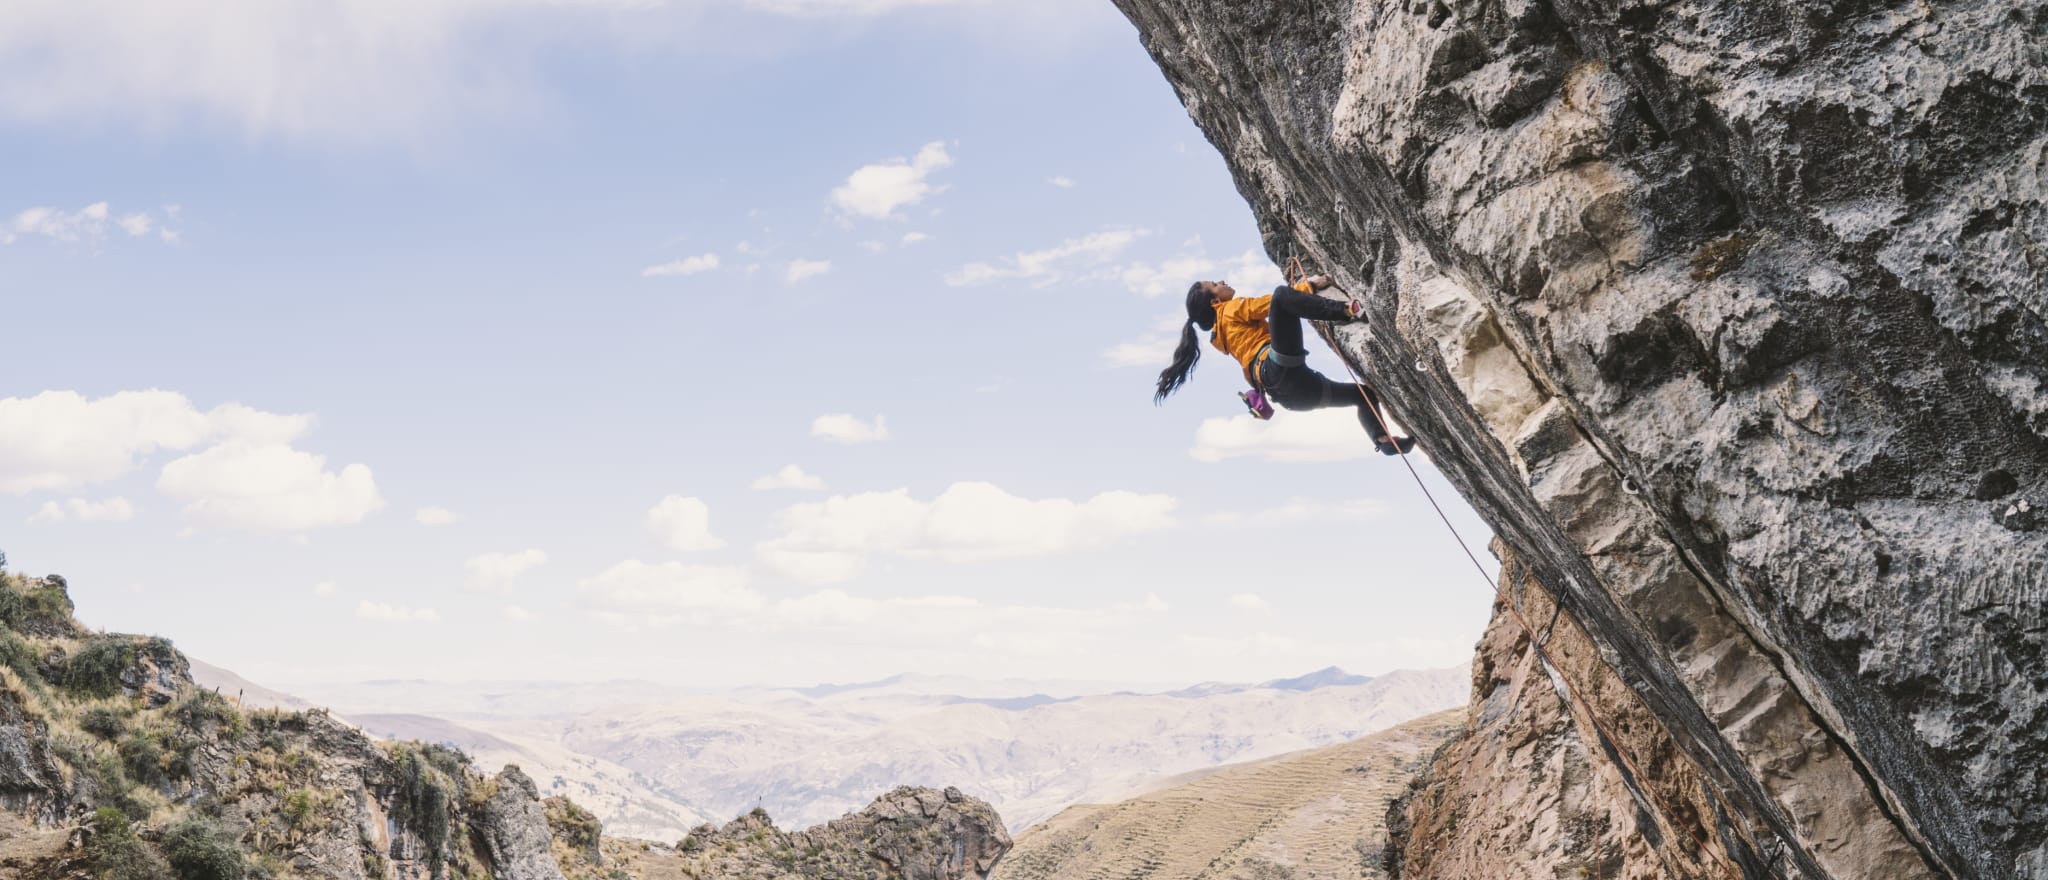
[157,441,384,531]
[785,258,832,284]
[0,390,379,531]
[1047,175,1076,188]
[578,560,761,624]
[27,496,135,524]
[944,227,1148,288]
[503,605,535,621]
[641,253,720,277]
[811,414,888,444]
[831,142,952,220]
[6,202,177,247]
[756,481,1177,584]
[465,549,548,591]
[415,506,461,526]
[751,464,826,491]
[314,581,338,597]
[356,601,439,623]
[1116,248,1278,298]
[0,391,317,494]
[900,232,929,245]
[1190,409,1374,463]
[647,495,724,552]
[0,391,273,493]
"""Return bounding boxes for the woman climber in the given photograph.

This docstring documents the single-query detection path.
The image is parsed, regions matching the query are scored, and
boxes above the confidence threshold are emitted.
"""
[1154,274,1415,456]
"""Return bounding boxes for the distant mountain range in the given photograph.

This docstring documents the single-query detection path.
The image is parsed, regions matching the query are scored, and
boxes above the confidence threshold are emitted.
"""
[193,663,1465,838]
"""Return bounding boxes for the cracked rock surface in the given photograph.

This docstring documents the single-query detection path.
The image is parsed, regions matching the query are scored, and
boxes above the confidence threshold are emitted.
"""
[1112,1,2047,878]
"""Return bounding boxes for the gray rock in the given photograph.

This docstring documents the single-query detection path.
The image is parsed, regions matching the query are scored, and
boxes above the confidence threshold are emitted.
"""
[476,766,567,880]
[1112,1,2048,878]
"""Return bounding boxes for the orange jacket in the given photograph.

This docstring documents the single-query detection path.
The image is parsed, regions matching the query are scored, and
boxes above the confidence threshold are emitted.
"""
[1209,281,1313,385]
[1210,295,1272,386]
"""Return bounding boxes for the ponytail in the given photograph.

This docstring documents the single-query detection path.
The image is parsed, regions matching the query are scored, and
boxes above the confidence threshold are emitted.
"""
[1155,282,1217,403]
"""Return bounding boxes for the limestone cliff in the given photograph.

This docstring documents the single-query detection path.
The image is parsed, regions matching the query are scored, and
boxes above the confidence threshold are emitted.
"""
[1111,2,2047,879]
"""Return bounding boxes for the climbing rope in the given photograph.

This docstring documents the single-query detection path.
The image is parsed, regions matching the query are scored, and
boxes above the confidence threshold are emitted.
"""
[1284,257,1762,878]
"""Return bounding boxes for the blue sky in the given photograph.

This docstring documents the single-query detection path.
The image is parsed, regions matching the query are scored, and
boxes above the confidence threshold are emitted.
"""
[0,0,1495,688]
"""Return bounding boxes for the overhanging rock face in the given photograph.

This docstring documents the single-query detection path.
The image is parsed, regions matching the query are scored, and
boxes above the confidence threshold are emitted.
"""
[1110,2,2047,878]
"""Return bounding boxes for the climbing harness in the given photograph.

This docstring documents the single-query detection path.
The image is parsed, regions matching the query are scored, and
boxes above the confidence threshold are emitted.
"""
[1284,254,1771,877]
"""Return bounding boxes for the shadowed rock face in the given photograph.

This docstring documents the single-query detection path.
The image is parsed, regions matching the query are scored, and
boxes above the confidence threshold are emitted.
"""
[1111,2,2047,879]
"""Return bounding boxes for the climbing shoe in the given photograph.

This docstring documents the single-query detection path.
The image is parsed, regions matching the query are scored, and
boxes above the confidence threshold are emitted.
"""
[1239,388,1275,420]
[1374,436,1415,456]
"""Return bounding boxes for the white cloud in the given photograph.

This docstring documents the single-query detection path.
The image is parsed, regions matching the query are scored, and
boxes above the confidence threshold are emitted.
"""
[944,227,1148,288]
[831,142,952,220]
[1048,175,1076,188]
[1205,497,1388,527]
[356,601,439,623]
[503,605,535,621]
[26,496,135,524]
[465,549,548,591]
[578,560,761,623]
[811,413,888,444]
[642,253,720,277]
[751,464,827,491]
[900,232,929,245]
[859,240,886,253]
[1191,409,1374,463]
[756,481,1178,584]
[647,495,724,552]
[1116,248,1277,298]
[1229,593,1270,612]
[314,581,338,597]
[785,258,832,283]
[0,391,315,494]
[156,441,384,531]
[7,202,174,247]
[415,506,461,526]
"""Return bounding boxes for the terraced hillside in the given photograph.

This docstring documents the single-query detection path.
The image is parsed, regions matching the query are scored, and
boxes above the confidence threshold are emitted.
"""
[991,710,1462,880]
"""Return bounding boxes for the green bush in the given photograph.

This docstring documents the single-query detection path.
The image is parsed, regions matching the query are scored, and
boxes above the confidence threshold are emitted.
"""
[87,807,174,880]
[82,706,130,740]
[119,730,199,789]
[0,628,47,696]
[175,690,240,734]
[390,748,453,870]
[0,579,75,634]
[63,636,140,699]
[161,816,246,880]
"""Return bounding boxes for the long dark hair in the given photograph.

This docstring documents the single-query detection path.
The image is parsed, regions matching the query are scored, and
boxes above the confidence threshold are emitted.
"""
[1155,282,1216,403]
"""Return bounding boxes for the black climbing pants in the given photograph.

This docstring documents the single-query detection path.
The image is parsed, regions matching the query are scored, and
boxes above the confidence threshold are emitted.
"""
[1258,286,1393,440]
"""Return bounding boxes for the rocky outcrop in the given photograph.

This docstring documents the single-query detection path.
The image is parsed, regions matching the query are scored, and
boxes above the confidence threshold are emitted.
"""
[477,766,570,880]
[674,787,1011,880]
[1112,2,2047,879]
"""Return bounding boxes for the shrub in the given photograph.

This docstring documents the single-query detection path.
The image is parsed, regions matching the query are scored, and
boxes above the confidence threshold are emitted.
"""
[0,579,75,634]
[62,636,140,699]
[87,807,174,880]
[82,706,130,740]
[175,690,240,734]
[390,747,453,869]
[0,626,43,689]
[161,816,247,880]
[120,733,168,787]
